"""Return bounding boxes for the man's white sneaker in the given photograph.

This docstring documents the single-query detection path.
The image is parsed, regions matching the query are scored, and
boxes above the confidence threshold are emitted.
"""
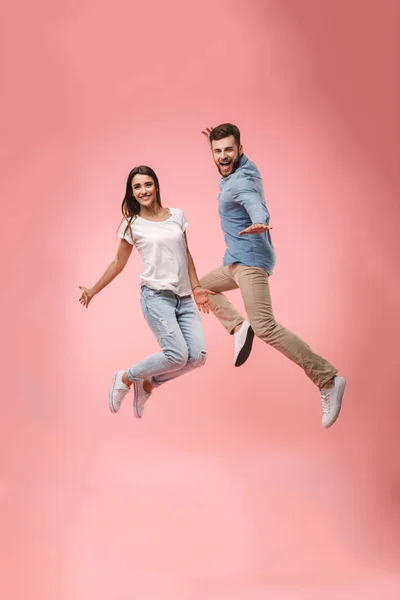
[320,376,346,428]
[109,370,130,413]
[133,380,152,419]
[233,320,254,367]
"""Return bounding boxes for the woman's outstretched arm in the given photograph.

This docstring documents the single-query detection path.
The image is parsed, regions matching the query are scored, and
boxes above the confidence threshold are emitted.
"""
[79,239,133,308]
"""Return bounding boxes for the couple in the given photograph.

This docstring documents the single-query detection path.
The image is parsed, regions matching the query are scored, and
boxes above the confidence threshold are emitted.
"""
[79,123,346,427]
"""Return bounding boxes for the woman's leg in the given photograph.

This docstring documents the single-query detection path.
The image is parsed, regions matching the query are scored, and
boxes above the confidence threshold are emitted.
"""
[108,288,203,416]
[150,295,207,387]
[126,287,190,383]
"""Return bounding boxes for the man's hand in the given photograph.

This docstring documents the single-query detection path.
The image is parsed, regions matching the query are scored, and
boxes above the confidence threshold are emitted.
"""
[193,287,216,314]
[239,223,273,236]
[201,127,213,143]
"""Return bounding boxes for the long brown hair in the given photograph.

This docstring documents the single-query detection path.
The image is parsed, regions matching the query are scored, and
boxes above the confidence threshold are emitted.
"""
[120,165,162,240]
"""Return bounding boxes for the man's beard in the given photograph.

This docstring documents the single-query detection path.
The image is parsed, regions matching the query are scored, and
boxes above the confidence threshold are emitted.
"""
[218,154,241,177]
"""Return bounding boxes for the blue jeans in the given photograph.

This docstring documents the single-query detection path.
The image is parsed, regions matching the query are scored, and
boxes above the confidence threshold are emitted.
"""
[127,286,207,387]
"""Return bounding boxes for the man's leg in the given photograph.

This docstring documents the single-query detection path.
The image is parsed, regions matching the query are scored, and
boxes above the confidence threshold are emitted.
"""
[200,265,255,366]
[232,264,345,427]
[199,265,243,334]
[232,264,337,387]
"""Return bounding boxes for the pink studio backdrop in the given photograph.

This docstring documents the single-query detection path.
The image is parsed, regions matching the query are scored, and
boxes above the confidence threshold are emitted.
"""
[2,1,400,599]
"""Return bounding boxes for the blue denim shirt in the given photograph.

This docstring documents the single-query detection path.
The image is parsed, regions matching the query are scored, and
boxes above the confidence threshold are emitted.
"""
[218,154,276,274]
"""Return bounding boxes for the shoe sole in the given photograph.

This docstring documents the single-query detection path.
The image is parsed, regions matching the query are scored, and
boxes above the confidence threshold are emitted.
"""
[234,326,255,367]
[133,381,142,419]
[108,372,119,413]
[324,378,346,428]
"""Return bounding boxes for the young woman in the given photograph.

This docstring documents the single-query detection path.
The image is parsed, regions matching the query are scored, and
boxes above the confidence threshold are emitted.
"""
[79,166,215,418]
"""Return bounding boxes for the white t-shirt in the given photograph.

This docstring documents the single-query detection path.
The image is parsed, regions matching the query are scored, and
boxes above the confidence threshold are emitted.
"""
[119,207,192,296]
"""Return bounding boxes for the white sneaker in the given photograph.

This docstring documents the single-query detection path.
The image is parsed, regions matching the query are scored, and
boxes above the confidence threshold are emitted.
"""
[320,376,346,428]
[109,370,130,413]
[233,320,255,367]
[133,380,152,419]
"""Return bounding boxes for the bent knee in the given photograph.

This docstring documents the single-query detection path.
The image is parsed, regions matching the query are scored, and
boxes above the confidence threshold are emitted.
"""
[188,350,207,368]
[199,276,210,289]
[252,319,277,340]
[164,348,189,368]
[199,274,218,292]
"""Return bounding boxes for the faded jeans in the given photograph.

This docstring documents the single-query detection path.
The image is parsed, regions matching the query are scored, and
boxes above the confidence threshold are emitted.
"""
[127,286,207,387]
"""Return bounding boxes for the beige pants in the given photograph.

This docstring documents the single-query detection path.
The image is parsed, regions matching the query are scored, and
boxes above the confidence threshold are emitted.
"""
[200,263,337,389]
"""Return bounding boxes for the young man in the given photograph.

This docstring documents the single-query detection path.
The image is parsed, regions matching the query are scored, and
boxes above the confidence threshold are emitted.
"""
[199,123,346,428]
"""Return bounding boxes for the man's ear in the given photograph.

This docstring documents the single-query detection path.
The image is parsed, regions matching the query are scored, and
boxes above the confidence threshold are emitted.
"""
[239,144,243,155]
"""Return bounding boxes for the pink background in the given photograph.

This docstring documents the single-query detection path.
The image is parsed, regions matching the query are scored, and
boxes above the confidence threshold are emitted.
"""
[2,0,400,598]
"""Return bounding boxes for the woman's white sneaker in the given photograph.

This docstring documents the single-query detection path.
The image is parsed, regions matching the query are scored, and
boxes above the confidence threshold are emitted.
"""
[320,376,346,428]
[133,380,152,418]
[108,370,130,413]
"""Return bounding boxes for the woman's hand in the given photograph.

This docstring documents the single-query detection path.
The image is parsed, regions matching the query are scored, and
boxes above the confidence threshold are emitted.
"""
[193,287,216,314]
[239,223,273,236]
[79,286,95,308]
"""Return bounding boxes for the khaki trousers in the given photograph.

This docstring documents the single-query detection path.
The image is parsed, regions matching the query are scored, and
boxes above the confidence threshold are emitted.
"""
[200,264,337,389]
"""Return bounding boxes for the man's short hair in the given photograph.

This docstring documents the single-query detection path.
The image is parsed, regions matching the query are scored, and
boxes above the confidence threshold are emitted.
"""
[209,123,241,147]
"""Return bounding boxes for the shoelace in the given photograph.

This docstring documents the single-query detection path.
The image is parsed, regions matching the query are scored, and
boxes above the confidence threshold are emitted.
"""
[116,386,129,397]
[136,390,151,417]
[114,386,129,405]
[321,391,331,415]
[139,391,151,407]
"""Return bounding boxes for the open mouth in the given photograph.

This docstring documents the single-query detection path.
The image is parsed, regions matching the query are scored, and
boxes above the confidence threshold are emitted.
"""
[220,162,231,171]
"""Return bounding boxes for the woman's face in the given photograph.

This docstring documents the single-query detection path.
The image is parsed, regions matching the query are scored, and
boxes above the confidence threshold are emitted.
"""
[131,174,158,208]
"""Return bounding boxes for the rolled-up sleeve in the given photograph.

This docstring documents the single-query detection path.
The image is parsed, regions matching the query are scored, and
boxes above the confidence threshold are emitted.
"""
[119,219,135,245]
[231,180,270,224]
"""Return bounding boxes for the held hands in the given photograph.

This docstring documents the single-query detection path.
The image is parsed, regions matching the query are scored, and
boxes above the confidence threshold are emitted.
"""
[193,286,216,314]
[79,286,95,308]
[239,223,273,236]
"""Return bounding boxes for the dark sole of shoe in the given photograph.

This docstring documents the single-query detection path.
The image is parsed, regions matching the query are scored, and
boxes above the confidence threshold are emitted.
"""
[234,326,255,367]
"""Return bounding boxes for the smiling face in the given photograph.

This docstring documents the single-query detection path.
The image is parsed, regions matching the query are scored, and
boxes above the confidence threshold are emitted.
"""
[211,135,243,177]
[131,174,158,208]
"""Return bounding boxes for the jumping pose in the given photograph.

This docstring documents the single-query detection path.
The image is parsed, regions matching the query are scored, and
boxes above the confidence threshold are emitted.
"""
[200,124,346,428]
[79,166,214,418]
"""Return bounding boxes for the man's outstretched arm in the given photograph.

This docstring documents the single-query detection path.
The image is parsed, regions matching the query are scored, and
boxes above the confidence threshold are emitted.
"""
[232,185,273,236]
